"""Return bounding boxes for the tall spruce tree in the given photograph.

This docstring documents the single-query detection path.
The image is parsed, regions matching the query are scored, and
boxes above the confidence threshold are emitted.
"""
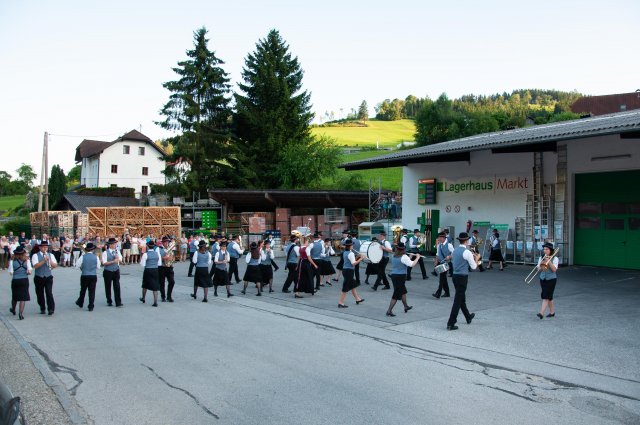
[234,29,315,188]
[48,165,67,208]
[357,100,369,122]
[157,27,248,193]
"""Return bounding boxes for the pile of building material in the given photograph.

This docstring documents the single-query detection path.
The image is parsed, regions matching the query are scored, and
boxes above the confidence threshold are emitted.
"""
[87,206,180,237]
[30,211,88,237]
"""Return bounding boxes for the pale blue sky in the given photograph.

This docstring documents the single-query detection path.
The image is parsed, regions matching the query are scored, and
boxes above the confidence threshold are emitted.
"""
[1,0,638,177]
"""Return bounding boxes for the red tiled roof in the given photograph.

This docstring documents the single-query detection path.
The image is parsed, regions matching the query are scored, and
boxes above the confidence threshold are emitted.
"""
[571,91,640,116]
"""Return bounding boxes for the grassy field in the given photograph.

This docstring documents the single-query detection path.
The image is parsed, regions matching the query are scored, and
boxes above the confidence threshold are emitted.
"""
[321,150,403,191]
[0,195,25,211]
[312,119,416,147]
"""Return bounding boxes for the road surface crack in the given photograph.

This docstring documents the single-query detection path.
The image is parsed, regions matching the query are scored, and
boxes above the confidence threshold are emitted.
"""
[31,343,83,396]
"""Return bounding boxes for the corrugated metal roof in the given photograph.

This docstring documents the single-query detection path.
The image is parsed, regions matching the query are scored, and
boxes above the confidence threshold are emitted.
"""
[339,110,640,170]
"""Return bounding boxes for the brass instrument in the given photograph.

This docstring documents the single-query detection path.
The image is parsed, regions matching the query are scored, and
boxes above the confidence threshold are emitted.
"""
[524,248,559,285]
[391,225,403,245]
[164,242,176,267]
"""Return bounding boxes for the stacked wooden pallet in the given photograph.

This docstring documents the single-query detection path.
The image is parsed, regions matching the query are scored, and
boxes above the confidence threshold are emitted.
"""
[87,207,181,237]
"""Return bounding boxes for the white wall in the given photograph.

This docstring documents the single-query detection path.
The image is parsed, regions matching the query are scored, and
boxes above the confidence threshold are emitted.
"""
[401,150,542,235]
[81,156,100,187]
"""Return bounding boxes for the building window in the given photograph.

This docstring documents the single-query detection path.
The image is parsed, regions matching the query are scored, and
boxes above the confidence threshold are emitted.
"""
[123,145,130,154]
[142,167,149,176]
[139,146,145,155]
[141,185,148,195]
[111,164,118,173]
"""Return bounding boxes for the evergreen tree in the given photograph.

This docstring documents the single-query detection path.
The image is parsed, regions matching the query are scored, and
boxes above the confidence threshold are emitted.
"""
[48,165,67,207]
[157,27,248,193]
[357,100,369,122]
[234,29,315,188]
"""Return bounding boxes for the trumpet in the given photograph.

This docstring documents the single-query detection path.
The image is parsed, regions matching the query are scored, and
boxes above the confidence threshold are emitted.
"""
[524,248,559,284]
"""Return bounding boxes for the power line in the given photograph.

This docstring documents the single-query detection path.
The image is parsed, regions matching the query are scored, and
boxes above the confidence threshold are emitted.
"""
[48,132,122,139]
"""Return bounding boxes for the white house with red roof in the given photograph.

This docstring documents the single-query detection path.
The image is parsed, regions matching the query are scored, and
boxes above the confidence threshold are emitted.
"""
[75,130,166,196]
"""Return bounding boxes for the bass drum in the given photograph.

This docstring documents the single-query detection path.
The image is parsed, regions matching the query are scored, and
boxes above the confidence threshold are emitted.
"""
[359,241,383,264]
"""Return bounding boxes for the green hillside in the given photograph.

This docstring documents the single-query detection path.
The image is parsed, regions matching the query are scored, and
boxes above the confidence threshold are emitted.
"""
[0,195,26,212]
[312,119,416,147]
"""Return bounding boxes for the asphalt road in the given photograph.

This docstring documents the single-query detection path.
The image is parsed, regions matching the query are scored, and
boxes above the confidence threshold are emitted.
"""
[1,259,640,424]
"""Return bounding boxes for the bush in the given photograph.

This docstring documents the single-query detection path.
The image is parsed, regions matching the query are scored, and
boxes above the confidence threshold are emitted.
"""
[2,217,31,235]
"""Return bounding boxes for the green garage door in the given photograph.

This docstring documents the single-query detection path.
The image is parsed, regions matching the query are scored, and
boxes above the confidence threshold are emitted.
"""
[574,170,640,269]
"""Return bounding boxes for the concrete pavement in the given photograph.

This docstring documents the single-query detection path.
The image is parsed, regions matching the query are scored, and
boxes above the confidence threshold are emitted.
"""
[1,258,639,424]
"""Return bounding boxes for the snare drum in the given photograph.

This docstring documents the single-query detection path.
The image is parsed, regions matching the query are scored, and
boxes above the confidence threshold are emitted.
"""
[359,241,383,264]
[434,263,449,274]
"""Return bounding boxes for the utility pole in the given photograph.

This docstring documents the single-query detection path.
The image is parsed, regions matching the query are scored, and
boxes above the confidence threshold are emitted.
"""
[37,132,49,212]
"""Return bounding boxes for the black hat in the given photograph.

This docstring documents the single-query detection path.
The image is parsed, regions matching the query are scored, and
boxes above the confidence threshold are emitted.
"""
[147,240,156,248]
[198,240,207,247]
[13,246,25,255]
[107,237,117,244]
[371,237,378,242]
[219,241,228,247]
[396,242,406,250]
[85,242,96,251]
[263,239,271,245]
[437,232,446,238]
[543,242,554,250]
[290,235,298,242]
[39,240,49,246]
[379,231,386,236]
[401,229,408,234]
[413,229,419,233]
[444,229,450,233]
[162,236,171,242]
[250,242,258,249]
[342,229,349,234]
[313,232,321,238]
[472,230,479,234]
[344,239,353,246]
[456,232,470,241]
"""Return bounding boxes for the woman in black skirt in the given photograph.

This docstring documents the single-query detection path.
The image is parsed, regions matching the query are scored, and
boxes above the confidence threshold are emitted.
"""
[8,246,31,320]
[386,242,421,317]
[537,243,559,319]
[260,240,275,293]
[319,238,336,286]
[213,241,233,298]
[140,240,161,307]
[338,239,364,308]
[191,240,213,302]
[487,231,505,271]
[242,242,263,296]
[295,238,317,298]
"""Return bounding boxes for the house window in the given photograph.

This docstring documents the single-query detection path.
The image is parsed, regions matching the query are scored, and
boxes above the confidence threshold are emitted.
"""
[141,185,148,195]
[123,145,130,154]
[142,167,149,176]
[139,146,145,155]
[111,164,118,173]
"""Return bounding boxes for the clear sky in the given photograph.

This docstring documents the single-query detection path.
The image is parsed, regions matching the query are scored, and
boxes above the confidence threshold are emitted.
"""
[1,0,638,181]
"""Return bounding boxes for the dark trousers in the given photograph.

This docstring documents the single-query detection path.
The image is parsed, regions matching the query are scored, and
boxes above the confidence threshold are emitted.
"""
[229,257,241,283]
[374,257,390,288]
[447,275,471,326]
[283,264,298,291]
[159,266,175,300]
[78,275,97,309]
[271,260,279,272]
[34,275,55,313]
[188,252,196,276]
[354,263,360,283]
[312,259,322,288]
[407,255,427,279]
[103,269,122,306]
[435,270,450,297]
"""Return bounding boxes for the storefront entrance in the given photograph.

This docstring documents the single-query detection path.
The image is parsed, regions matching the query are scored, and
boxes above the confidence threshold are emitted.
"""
[574,170,640,269]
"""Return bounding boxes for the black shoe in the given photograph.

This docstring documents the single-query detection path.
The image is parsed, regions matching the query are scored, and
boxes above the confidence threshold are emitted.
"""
[432,293,440,299]
[256,292,261,296]
[442,294,450,298]
[447,325,458,330]
[386,311,396,317]
[75,300,83,308]
[338,304,348,308]
[139,298,145,304]
[241,290,246,295]
[40,310,46,314]
[161,298,166,302]
[282,289,291,293]
[88,306,94,312]
[214,292,218,297]
[466,313,475,324]
[190,293,196,299]
[19,314,24,320]
[332,278,339,282]
[295,294,304,299]
[187,274,193,277]
[537,313,543,319]
[48,311,54,316]
[381,286,390,290]
[404,306,413,313]
[152,303,158,307]
[356,299,365,305]
[108,302,113,307]
[9,308,15,315]
[269,289,274,293]
[546,313,555,318]
[202,298,208,302]
[422,276,428,280]
[325,281,332,286]
[116,304,123,307]
[431,271,438,277]
[227,293,234,298]
[167,298,174,303]
[372,285,378,291]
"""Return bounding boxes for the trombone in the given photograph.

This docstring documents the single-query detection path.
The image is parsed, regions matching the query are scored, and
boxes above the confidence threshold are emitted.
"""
[524,248,560,285]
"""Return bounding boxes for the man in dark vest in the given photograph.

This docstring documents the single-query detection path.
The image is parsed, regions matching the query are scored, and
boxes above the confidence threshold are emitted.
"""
[76,243,101,311]
[159,236,176,302]
[102,238,123,307]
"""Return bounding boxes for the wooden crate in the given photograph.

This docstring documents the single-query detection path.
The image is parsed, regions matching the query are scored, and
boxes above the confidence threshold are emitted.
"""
[290,216,303,228]
[249,217,266,234]
[88,207,181,238]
